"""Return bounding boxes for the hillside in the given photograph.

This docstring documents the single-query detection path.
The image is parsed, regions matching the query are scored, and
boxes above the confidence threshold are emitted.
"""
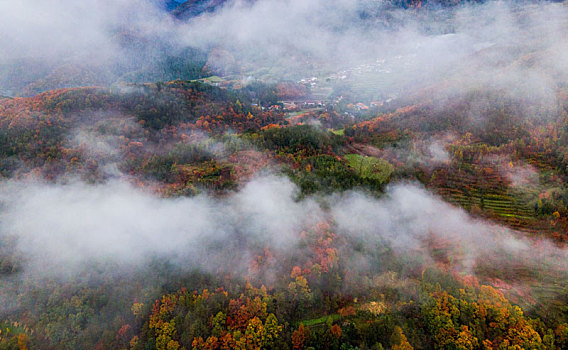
[172,0,230,19]
[0,79,567,348]
[2,0,568,349]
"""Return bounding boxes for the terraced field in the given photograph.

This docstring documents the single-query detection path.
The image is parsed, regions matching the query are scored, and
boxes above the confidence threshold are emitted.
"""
[429,164,546,233]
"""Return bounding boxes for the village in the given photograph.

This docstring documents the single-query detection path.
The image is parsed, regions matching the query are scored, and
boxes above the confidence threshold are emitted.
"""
[195,71,399,120]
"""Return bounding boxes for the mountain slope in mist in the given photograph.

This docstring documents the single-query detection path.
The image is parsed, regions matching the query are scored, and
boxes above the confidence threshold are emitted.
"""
[173,0,231,19]
[165,0,189,11]
[1,75,568,349]
[2,0,568,349]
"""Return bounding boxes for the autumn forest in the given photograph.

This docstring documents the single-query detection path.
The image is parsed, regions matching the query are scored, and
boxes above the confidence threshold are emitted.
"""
[2,0,568,349]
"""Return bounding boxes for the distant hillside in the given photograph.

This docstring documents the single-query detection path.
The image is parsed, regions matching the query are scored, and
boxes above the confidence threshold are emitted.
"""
[164,0,187,11]
[172,0,231,19]
[172,0,487,21]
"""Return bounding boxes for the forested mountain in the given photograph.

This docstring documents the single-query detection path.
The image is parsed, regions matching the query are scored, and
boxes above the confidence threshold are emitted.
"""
[165,0,189,11]
[2,0,568,349]
[172,0,231,19]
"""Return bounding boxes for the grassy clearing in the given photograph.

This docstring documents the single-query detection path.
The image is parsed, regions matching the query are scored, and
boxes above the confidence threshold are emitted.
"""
[201,76,224,83]
[302,314,340,327]
[344,154,394,184]
[329,128,344,136]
